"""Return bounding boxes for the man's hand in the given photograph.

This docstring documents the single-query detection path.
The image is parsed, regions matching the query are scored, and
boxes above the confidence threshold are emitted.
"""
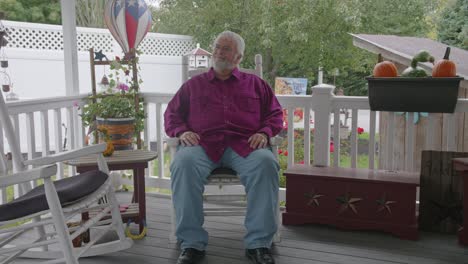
[248,133,268,149]
[179,131,200,146]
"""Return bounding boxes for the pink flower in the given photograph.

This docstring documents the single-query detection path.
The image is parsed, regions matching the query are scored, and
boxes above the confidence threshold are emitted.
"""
[283,151,288,156]
[278,149,283,155]
[72,101,80,110]
[117,82,129,91]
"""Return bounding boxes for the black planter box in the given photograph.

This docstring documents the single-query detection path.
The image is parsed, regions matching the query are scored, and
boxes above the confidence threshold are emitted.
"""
[366,77,463,113]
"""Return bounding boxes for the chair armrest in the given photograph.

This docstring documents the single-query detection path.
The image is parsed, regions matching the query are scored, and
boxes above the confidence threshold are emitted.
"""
[24,144,107,167]
[165,137,180,148]
[165,136,282,148]
[0,164,57,188]
[270,136,283,146]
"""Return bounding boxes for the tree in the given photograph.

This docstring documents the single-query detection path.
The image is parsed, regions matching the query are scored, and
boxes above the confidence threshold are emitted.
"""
[75,0,106,28]
[437,0,468,49]
[0,0,61,25]
[154,0,439,95]
[355,0,437,37]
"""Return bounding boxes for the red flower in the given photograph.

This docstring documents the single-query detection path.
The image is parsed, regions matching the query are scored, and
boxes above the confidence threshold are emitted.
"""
[330,141,334,153]
[283,120,288,130]
[293,109,304,119]
[357,127,364,134]
[278,149,283,154]
[284,151,288,156]
[298,160,304,164]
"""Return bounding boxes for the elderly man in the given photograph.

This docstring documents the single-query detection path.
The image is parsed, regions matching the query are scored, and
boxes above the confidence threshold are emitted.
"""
[164,31,283,264]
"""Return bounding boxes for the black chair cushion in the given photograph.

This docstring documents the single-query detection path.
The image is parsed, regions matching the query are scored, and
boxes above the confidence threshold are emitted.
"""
[0,170,108,222]
[210,167,237,176]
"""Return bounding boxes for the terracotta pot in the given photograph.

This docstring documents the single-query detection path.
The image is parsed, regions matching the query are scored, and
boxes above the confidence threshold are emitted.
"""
[96,117,135,150]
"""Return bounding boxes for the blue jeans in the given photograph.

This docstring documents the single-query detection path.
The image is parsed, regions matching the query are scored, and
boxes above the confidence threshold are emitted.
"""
[170,146,279,251]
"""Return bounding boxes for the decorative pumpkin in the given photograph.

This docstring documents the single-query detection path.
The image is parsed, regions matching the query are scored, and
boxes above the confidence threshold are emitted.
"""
[402,59,428,77]
[413,50,434,64]
[432,47,457,77]
[373,54,398,77]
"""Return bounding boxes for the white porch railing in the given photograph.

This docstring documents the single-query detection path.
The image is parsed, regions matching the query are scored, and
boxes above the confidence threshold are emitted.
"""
[2,85,468,201]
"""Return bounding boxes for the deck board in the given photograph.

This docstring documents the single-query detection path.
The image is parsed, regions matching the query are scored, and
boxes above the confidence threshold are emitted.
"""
[12,192,468,264]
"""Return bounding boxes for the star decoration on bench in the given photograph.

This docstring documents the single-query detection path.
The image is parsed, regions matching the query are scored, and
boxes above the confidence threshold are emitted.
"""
[337,192,362,215]
[376,193,396,214]
[94,50,109,61]
[304,189,324,206]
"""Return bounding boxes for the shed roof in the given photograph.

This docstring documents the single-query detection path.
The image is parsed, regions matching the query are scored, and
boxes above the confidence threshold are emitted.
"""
[351,34,468,80]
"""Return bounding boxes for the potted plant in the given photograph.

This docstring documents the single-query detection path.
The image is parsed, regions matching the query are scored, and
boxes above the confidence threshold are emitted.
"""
[81,56,145,151]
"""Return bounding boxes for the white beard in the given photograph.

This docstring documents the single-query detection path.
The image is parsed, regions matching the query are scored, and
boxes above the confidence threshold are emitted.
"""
[213,59,235,72]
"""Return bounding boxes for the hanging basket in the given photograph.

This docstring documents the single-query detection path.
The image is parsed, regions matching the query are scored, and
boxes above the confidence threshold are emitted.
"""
[366,77,464,113]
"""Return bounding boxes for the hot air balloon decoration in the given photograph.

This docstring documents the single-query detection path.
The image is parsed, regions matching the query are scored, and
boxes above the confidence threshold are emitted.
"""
[104,0,152,58]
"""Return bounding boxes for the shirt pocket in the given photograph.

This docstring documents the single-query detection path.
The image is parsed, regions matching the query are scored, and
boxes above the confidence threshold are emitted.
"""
[237,93,260,113]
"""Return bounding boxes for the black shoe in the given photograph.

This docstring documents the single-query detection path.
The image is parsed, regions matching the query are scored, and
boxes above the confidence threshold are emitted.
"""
[246,248,275,264]
[176,248,206,264]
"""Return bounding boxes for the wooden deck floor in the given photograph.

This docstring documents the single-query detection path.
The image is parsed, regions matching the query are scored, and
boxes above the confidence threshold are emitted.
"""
[15,192,468,264]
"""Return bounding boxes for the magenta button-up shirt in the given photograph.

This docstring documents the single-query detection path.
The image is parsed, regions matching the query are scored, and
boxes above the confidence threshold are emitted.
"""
[164,67,283,162]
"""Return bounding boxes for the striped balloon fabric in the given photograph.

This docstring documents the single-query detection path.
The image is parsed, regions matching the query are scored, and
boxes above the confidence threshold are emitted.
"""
[104,0,152,55]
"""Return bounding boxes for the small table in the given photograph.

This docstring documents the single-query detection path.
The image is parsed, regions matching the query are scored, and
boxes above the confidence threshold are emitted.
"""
[452,158,468,246]
[66,150,157,234]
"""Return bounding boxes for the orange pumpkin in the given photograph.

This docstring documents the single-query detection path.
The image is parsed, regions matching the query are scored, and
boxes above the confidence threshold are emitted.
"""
[432,47,456,77]
[373,54,398,77]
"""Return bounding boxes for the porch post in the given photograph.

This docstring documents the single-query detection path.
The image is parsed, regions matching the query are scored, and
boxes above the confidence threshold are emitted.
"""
[311,83,335,167]
[61,0,79,96]
[61,0,80,149]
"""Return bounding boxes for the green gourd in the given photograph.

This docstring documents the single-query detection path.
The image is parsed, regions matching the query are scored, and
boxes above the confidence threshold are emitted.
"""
[402,59,428,77]
[413,50,435,64]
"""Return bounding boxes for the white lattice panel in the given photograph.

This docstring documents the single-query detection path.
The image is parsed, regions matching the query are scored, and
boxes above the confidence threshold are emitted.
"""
[140,35,195,56]
[2,20,194,56]
[6,26,63,50]
[77,31,114,52]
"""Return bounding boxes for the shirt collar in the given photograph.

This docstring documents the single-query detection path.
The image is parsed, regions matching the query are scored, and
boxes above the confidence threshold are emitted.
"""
[207,67,241,81]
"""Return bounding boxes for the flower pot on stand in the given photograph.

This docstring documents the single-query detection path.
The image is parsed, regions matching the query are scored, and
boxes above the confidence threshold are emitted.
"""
[96,117,135,150]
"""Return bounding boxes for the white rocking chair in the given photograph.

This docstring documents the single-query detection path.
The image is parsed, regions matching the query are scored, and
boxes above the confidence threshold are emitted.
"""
[0,92,132,264]
[168,54,282,243]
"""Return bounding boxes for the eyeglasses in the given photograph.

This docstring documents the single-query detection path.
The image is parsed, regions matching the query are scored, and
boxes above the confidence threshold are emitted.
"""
[214,44,233,53]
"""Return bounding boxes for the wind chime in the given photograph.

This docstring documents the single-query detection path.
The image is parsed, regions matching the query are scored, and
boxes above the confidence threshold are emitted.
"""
[0,12,17,101]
